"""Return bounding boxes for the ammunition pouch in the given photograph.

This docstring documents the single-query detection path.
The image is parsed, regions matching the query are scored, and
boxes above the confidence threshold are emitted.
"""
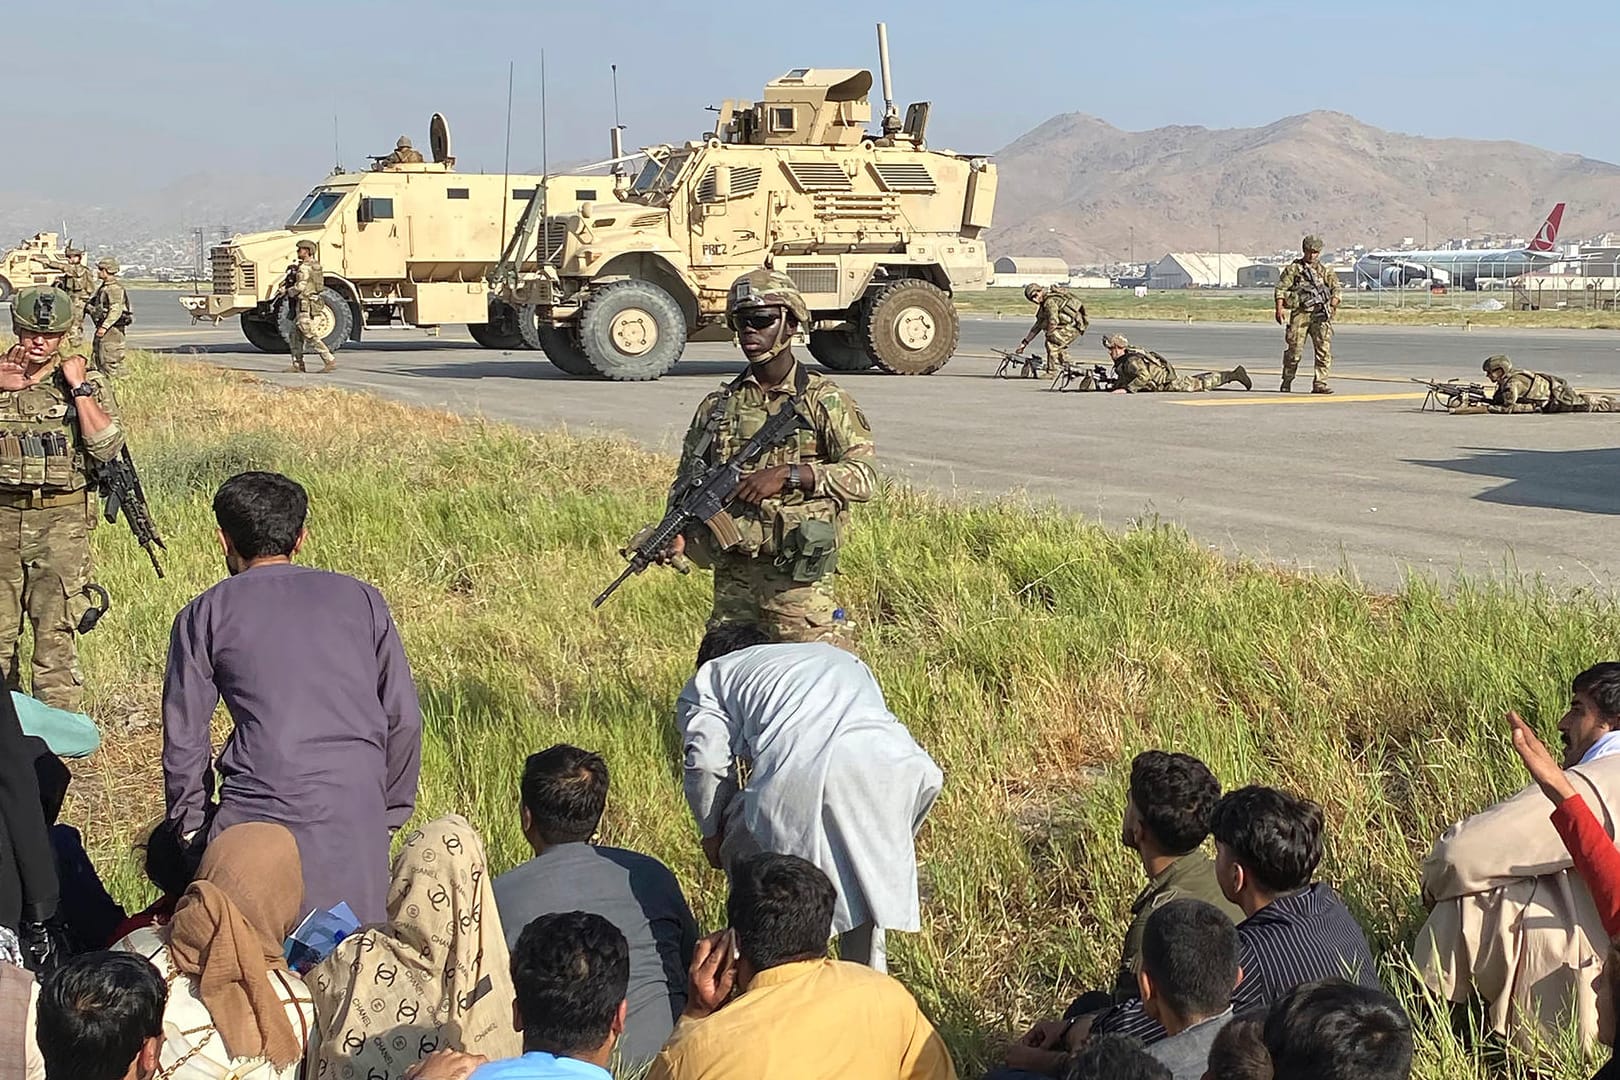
[773,513,839,584]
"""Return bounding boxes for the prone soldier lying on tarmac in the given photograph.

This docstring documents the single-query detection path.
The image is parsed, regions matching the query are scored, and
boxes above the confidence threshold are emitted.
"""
[1101,334,1251,394]
[1449,354,1618,415]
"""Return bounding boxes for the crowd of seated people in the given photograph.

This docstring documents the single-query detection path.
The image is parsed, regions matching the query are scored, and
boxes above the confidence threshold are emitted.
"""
[11,470,1620,1079]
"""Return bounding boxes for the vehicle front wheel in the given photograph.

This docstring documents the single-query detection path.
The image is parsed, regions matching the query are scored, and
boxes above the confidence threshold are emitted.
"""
[577,280,688,381]
[862,279,958,375]
[241,312,290,354]
[275,286,354,355]
[807,328,877,372]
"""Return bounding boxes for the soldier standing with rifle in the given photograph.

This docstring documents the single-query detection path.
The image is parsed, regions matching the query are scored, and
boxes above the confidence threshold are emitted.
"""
[88,257,131,378]
[45,248,95,353]
[0,287,125,711]
[1274,235,1340,394]
[286,238,336,373]
[638,269,876,648]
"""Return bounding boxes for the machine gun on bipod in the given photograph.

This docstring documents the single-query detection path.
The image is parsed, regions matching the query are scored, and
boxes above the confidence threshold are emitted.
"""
[1413,379,1491,412]
[1050,362,1117,393]
[992,348,1042,379]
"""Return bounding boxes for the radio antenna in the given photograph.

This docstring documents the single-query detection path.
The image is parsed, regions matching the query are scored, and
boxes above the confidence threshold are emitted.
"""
[332,115,341,172]
[499,61,514,261]
[610,64,627,177]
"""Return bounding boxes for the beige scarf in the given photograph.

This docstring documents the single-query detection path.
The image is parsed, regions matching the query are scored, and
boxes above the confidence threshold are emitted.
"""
[166,822,304,1069]
[307,816,522,1078]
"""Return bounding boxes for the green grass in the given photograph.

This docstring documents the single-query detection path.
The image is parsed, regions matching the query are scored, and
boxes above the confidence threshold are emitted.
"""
[61,352,1619,1078]
[956,287,1620,329]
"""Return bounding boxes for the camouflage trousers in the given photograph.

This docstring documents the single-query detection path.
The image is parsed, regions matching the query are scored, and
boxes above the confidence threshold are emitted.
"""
[1043,325,1081,374]
[65,302,88,351]
[1282,311,1332,384]
[1165,372,1226,392]
[290,310,335,369]
[93,327,127,377]
[1547,395,1619,414]
[0,498,95,711]
[709,549,852,648]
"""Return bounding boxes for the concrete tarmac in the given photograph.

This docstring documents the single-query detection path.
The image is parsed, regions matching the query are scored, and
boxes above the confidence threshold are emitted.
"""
[126,289,1620,591]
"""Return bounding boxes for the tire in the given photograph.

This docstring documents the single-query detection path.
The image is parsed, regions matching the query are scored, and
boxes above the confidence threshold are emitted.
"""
[0,277,12,304]
[276,286,353,355]
[807,328,876,372]
[533,322,600,377]
[468,298,525,350]
[240,313,290,354]
[862,279,959,375]
[577,280,687,381]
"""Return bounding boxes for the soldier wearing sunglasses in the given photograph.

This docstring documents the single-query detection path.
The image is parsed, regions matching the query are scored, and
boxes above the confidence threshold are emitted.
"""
[659,269,876,648]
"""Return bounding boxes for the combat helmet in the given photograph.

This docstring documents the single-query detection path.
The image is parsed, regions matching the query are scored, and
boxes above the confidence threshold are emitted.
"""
[64,246,83,258]
[1302,235,1324,252]
[726,268,809,326]
[296,239,317,254]
[1482,354,1513,376]
[96,257,119,274]
[396,135,413,149]
[1102,332,1130,349]
[10,286,75,334]
[1023,283,1047,302]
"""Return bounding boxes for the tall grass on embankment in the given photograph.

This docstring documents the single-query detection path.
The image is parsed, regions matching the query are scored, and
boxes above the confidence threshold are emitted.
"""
[60,351,1617,1078]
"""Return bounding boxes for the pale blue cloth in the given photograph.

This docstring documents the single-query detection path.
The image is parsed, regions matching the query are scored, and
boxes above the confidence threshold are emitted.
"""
[675,642,943,934]
[469,1052,611,1080]
[13,691,99,758]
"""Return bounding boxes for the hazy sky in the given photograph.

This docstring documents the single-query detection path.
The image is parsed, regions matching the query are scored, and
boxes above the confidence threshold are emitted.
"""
[15,0,1619,204]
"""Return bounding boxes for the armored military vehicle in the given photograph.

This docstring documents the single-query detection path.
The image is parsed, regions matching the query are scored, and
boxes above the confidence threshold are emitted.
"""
[494,24,997,380]
[179,115,609,354]
[0,232,70,303]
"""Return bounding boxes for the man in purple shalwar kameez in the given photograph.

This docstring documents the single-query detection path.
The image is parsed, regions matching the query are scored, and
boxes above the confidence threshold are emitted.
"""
[160,471,422,923]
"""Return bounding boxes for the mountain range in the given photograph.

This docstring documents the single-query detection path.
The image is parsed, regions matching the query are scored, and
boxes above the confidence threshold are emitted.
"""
[7,111,1620,270]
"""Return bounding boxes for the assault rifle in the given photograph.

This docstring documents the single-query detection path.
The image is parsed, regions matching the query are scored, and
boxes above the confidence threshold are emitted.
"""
[1413,379,1491,412]
[992,348,1042,379]
[1298,264,1336,322]
[91,447,166,578]
[593,398,808,608]
[1051,362,1118,393]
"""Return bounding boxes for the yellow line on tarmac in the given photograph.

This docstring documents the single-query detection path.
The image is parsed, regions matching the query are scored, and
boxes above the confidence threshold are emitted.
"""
[1172,392,1428,407]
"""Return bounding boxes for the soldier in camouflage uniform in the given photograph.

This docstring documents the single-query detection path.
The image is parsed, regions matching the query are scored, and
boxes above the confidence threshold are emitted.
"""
[1102,333,1251,393]
[88,257,130,378]
[1274,235,1340,394]
[45,248,94,352]
[377,136,425,168]
[1450,354,1619,415]
[0,287,124,710]
[286,239,336,373]
[1015,283,1088,375]
[661,269,876,647]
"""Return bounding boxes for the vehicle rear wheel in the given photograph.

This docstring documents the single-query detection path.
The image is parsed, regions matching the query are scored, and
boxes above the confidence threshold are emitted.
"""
[241,312,290,354]
[0,277,13,304]
[862,279,958,375]
[468,298,525,349]
[807,328,876,372]
[532,321,599,377]
[275,286,354,355]
[578,280,687,381]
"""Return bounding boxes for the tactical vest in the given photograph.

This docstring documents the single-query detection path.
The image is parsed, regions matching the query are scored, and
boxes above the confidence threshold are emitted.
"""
[1117,349,1176,388]
[690,366,845,564]
[295,262,324,316]
[88,283,132,328]
[0,370,93,493]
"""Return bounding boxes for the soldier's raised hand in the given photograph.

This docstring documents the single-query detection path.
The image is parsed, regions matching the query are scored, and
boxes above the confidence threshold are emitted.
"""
[59,354,88,386]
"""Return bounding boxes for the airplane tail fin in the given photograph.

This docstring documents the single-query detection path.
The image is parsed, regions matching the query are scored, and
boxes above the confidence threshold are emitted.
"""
[1529,202,1565,252]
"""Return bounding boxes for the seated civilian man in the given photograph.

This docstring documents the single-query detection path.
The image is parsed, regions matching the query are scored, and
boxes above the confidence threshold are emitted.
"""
[492,745,698,1067]
[409,911,632,1080]
[35,950,167,1080]
[1416,662,1620,1049]
[1137,900,1241,1080]
[1262,979,1412,1080]
[1091,786,1377,1044]
[998,752,1240,1077]
[647,852,956,1080]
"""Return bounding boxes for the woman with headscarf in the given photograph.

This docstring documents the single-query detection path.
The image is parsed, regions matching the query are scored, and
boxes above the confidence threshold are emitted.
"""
[113,822,314,1079]
[307,815,522,1079]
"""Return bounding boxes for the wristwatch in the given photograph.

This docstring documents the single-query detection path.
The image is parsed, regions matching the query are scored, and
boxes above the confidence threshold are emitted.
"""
[69,383,95,399]
[785,464,802,492]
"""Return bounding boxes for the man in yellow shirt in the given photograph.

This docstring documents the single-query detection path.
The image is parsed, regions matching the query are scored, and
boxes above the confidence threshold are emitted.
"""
[647,853,956,1080]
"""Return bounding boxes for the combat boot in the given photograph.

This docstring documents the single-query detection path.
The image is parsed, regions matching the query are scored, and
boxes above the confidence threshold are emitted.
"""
[286,360,306,373]
[319,359,337,373]
[1279,377,1293,393]
[1312,381,1333,395]
[1227,366,1252,390]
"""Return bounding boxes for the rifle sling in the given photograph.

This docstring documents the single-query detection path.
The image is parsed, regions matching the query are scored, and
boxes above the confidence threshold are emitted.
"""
[691,362,811,465]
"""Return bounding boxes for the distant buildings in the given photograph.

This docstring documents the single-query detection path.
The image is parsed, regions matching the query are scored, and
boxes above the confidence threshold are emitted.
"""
[1147,252,1255,289]
[990,256,1070,288]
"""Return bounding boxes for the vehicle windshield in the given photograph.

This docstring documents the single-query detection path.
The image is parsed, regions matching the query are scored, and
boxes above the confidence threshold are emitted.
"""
[628,149,691,199]
[286,190,346,228]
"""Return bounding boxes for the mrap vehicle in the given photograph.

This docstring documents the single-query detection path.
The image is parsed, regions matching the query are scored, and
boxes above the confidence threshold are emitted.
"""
[494,24,998,380]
